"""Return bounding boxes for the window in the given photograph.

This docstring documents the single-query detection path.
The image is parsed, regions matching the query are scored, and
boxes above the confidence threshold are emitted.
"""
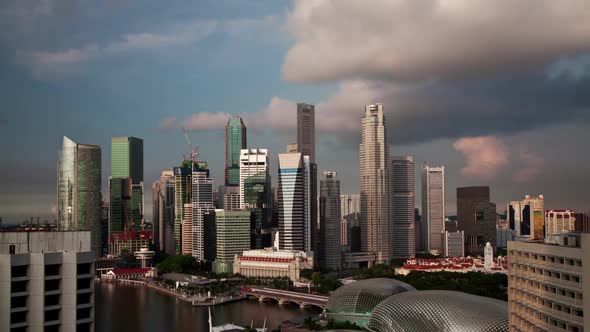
[9,244,16,254]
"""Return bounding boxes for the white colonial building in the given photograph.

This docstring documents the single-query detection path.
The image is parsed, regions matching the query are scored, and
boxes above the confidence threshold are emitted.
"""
[233,248,313,281]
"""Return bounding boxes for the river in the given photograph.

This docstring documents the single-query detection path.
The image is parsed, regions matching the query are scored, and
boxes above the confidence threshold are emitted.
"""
[95,282,322,331]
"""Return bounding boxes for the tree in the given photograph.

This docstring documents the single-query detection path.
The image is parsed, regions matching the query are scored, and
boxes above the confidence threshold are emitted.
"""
[311,272,323,287]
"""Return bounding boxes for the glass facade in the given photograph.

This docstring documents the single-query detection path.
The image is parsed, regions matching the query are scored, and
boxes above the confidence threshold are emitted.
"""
[57,137,102,257]
[213,210,251,274]
[278,153,307,252]
[111,137,143,183]
[244,172,272,249]
[367,290,509,332]
[174,162,192,255]
[225,116,246,186]
[320,171,341,271]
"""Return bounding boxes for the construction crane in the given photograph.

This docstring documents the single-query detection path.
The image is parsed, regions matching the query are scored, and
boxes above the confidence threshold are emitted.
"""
[181,127,199,162]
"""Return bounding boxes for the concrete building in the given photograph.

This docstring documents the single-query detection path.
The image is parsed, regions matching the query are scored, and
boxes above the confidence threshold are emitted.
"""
[296,103,318,266]
[508,233,589,331]
[57,136,102,258]
[181,203,193,256]
[225,116,247,187]
[360,103,391,264]
[497,228,514,249]
[213,210,251,274]
[340,194,360,246]
[191,164,214,261]
[414,208,422,252]
[444,231,465,258]
[545,210,576,239]
[391,156,415,258]
[278,152,311,253]
[456,186,497,256]
[320,171,341,272]
[239,149,269,209]
[233,248,313,281]
[508,195,545,240]
[222,186,240,211]
[0,231,95,332]
[151,170,174,253]
[108,231,152,255]
[422,166,445,255]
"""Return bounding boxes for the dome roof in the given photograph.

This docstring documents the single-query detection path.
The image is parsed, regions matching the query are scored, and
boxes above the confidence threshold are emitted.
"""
[367,290,509,332]
[326,278,415,315]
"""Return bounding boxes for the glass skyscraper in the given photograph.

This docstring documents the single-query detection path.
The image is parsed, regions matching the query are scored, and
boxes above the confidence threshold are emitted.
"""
[109,137,144,238]
[422,165,445,254]
[240,149,272,249]
[391,156,415,258]
[57,136,102,257]
[225,116,246,187]
[320,171,341,271]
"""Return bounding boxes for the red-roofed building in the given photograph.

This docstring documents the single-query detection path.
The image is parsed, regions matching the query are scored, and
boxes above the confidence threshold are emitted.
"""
[395,256,508,275]
[233,248,313,281]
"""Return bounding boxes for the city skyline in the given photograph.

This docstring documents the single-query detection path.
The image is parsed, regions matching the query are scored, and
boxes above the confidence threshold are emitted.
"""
[2,1,590,223]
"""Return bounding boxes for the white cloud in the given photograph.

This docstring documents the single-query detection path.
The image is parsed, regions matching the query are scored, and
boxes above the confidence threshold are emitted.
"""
[453,136,509,180]
[283,0,590,82]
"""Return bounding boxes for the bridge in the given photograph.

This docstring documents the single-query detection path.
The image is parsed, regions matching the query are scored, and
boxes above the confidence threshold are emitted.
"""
[241,287,328,310]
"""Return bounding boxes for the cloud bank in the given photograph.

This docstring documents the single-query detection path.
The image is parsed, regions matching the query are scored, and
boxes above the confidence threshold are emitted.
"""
[453,136,509,180]
[283,0,590,82]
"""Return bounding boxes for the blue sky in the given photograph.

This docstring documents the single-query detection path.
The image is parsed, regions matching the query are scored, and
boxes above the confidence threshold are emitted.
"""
[1,0,589,223]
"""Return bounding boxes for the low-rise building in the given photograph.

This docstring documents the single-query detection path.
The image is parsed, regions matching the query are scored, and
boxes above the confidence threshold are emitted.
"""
[395,256,508,275]
[0,231,95,332]
[508,233,589,331]
[443,231,464,257]
[233,248,313,281]
[545,210,575,239]
[101,267,156,280]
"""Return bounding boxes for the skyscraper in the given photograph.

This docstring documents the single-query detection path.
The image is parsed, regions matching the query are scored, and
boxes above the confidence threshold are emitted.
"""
[320,171,341,271]
[109,137,144,234]
[360,103,390,264]
[241,149,272,249]
[297,103,315,163]
[391,156,415,258]
[296,103,318,265]
[173,160,194,254]
[456,186,497,256]
[422,165,445,255]
[225,116,247,187]
[212,210,251,274]
[278,152,311,252]
[57,136,102,257]
[152,170,174,253]
[191,162,214,260]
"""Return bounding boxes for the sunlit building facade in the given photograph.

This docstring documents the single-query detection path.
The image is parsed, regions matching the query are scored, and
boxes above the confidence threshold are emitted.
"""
[422,165,445,255]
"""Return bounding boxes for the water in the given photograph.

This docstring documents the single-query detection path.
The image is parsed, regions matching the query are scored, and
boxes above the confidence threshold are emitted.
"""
[95,282,321,331]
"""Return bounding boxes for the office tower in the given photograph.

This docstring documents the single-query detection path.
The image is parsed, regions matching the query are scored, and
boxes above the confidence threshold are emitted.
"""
[508,195,544,240]
[212,210,251,274]
[456,186,497,256]
[574,212,590,232]
[100,201,108,256]
[340,195,360,247]
[181,203,193,256]
[278,152,311,252]
[222,186,241,211]
[109,137,144,242]
[0,231,95,332]
[391,156,415,258]
[414,208,422,252]
[241,149,272,248]
[204,212,217,261]
[320,171,342,271]
[508,233,589,331]
[152,170,174,252]
[173,161,192,255]
[225,116,247,187]
[296,103,318,265]
[360,103,390,264]
[57,136,102,258]
[444,231,465,257]
[191,162,214,260]
[545,210,576,239]
[296,103,315,163]
[422,165,445,255]
[239,149,269,208]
